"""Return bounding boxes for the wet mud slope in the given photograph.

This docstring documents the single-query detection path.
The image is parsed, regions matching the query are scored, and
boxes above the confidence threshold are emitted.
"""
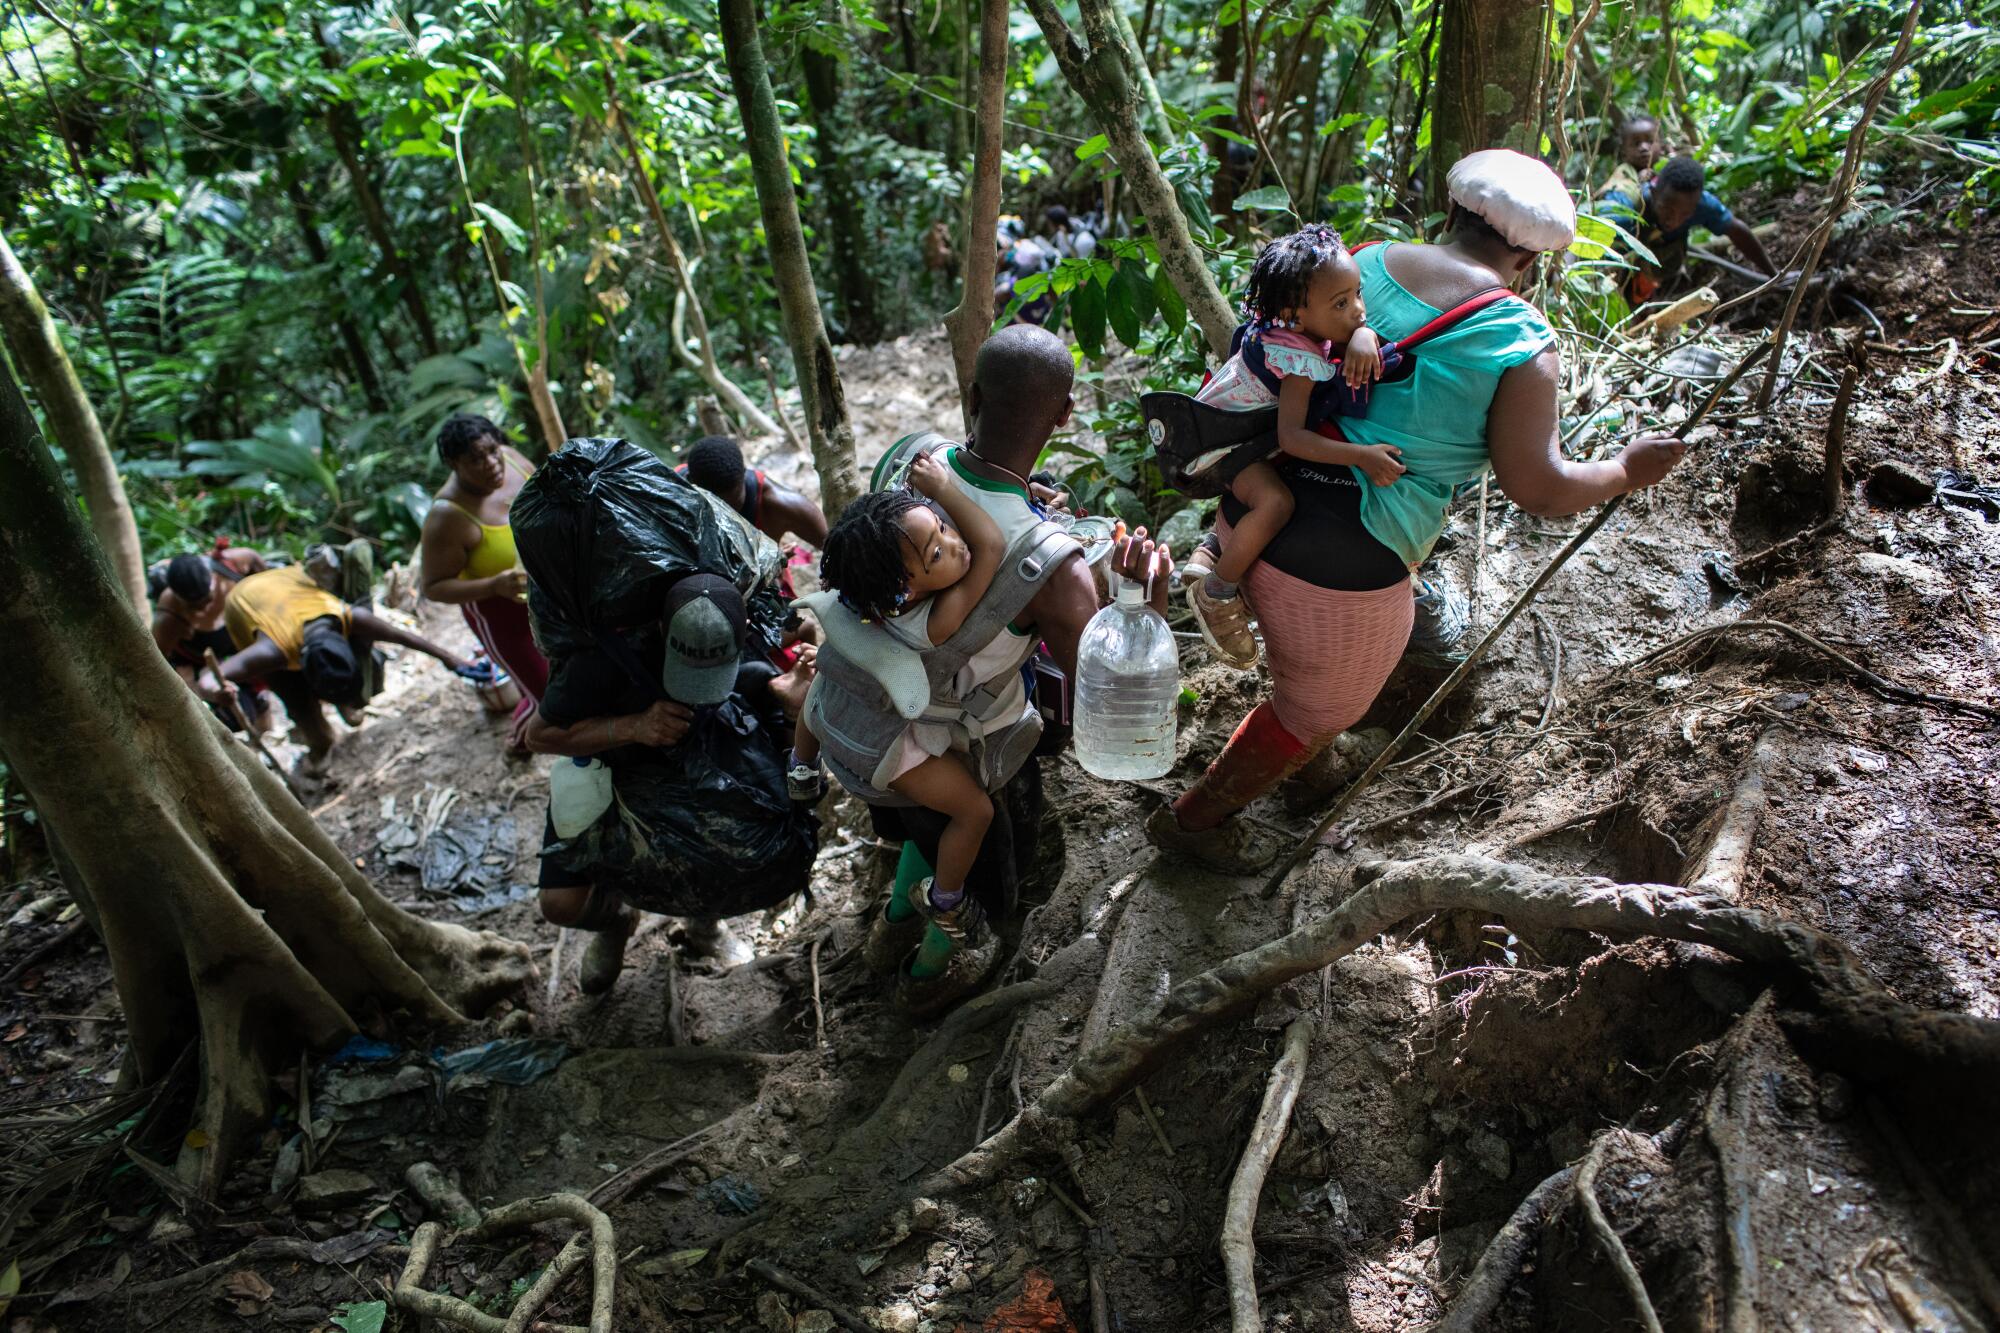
[3,216,1998,1332]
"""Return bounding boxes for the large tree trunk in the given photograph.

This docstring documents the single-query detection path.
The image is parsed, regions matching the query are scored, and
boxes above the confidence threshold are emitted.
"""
[942,0,1009,419]
[0,231,147,614]
[720,0,862,517]
[800,42,883,345]
[1026,0,1237,359]
[1429,0,1554,215]
[284,172,390,414]
[0,360,532,1194]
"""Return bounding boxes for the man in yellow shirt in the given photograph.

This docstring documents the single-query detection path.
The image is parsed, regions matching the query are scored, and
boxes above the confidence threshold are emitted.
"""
[198,564,473,769]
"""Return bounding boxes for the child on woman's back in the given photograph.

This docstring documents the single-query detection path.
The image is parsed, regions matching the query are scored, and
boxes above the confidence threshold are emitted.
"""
[792,450,1004,979]
[1185,225,1407,669]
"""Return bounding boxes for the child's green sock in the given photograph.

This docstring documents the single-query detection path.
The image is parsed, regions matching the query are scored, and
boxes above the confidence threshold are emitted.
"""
[884,841,933,922]
[909,922,957,979]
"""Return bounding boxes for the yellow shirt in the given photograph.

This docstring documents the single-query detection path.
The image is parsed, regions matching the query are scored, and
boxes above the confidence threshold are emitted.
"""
[224,566,350,668]
[439,499,521,580]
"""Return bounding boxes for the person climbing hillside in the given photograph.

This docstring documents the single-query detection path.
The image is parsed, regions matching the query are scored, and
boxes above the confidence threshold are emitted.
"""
[1146,149,1690,872]
[805,325,1170,1015]
[796,450,1011,1000]
[149,542,274,728]
[526,574,818,994]
[1601,153,1778,303]
[1599,112,1664,199]
[509,438,821,999]
[419,414,550,746]
[197,564,477,772]
[680,434,830,549]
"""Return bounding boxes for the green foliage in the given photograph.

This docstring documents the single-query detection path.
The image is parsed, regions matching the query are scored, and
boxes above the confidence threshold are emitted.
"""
[329,1301,387,1333]
[0,0,1993,567]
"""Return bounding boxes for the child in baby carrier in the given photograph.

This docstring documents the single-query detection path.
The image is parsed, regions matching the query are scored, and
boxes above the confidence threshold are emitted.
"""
[1185,224,1407,669]
[794,449,1006,981]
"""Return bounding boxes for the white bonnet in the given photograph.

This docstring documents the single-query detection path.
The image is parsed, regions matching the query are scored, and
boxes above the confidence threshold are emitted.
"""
[1446,149,1576,252]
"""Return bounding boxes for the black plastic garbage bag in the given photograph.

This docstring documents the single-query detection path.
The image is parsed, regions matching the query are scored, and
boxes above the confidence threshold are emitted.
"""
[538,694,817,918]
[512,437,786,662]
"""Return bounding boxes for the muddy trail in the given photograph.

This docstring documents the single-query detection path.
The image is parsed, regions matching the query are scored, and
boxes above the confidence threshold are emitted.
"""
[3,215,1999,1333]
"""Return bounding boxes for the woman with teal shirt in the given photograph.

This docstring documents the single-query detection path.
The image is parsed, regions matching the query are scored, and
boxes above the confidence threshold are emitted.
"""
[1341,242,1558,567]
[1149,150,1692,871]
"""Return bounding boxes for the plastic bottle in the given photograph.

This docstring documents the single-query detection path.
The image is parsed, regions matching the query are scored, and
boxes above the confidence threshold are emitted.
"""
[1073,575,1180,780]
[549,757,615,838]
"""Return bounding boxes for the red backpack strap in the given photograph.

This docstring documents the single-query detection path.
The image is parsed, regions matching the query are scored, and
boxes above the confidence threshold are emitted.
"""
[1394,288,1520,352]
[1349,239,1383,254]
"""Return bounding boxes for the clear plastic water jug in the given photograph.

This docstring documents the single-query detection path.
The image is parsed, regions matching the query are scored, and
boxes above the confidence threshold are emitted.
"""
[1073,576,1180,780]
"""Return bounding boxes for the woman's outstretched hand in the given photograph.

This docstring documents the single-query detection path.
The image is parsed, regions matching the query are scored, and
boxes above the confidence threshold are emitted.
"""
[1615,432,1689,492]
[1112,524,1174,614]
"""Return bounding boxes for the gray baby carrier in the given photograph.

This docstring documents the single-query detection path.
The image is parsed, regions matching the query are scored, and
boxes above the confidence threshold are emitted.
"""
[801,433,1082,807]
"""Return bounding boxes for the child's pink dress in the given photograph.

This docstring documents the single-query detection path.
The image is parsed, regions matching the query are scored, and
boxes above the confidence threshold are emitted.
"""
[1194,328,1338,411]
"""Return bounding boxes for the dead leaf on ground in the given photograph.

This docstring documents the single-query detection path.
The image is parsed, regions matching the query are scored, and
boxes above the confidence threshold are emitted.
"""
[221,1268,274,1315]
[976,1270,1077,1332]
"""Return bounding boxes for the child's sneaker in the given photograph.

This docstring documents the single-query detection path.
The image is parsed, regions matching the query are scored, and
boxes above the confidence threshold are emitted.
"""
[1188,579,1259,670]
[908,876,984,946]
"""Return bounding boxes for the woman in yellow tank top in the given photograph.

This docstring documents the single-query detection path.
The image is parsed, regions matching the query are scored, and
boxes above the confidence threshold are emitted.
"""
[420,414,551,724]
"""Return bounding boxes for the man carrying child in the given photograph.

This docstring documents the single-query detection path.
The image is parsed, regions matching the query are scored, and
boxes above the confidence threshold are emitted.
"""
[797,325,1169,1016]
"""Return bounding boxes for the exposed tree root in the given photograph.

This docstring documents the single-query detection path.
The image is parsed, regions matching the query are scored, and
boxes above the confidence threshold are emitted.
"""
[407,1160,482,1230]
[1682,728,1783,899]
[1221,1015,1314,1333]
[1433,1164,1577,1333]
[923,855,2000,1195]
[1437,1118,1690,1332]
[1628,619,2000,722]
[1576,1130,1665,1333]
[745,1258,874,1333]
[392,1192,616,1333]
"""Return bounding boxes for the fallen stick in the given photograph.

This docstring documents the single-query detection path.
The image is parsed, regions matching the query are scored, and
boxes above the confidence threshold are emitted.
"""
[809,934,827,1049]
[1263,340,1775,898]
[1824,342,1863,515]
[203,647,306,802]
[1134,1086,1175,1158]
[1736,513,1846,573]
[923,854,2000,1197]
[1627,619,2000,722]
[1628,286,1718,337]
[1221,1015,1314,1333]
[124,1231,397,1298]
[589,1118,730,1207]
[1494,798,1625,852]
[1576,1130,1664,1333]
[744,1258,873,1333]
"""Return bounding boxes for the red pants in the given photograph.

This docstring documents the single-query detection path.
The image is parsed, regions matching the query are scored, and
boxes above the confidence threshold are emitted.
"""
[462,595,550,719]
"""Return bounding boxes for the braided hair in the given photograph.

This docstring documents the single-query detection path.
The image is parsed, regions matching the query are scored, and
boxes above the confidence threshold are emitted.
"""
[819,488,935,621]
[1243,224,1348,329]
